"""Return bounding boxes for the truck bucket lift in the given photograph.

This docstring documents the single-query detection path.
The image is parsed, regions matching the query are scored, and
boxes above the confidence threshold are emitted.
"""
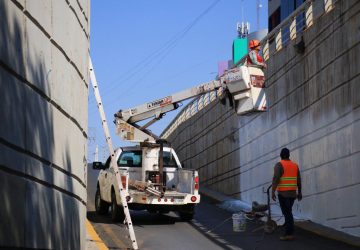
[115,65,267,143]
[220,66,266,115]
[89,58,266,250]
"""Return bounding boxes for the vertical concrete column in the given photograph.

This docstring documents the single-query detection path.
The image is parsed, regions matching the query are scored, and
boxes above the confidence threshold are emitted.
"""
[290,18,297,40]
[262,40,269,61]
[275,29,282,51]
[324,0,334,12]
[306,2,314,27]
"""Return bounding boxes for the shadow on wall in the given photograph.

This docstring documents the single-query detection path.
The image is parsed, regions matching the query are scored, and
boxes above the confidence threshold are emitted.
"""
[0,1,83,249]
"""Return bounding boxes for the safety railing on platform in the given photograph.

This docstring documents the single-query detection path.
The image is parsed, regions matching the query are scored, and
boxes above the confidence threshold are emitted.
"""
[161,0,336,140]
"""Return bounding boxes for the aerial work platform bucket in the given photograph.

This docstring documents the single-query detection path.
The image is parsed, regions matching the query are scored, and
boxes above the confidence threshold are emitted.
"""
[221,66,267,115]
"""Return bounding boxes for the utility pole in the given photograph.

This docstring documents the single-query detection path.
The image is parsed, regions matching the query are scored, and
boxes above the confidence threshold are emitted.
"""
[257,0,262,31]
[94,145,99,162]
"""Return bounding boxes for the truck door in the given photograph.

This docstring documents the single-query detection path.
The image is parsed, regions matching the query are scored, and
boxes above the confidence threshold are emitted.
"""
[101,156,112,202]
[118,151,142,183]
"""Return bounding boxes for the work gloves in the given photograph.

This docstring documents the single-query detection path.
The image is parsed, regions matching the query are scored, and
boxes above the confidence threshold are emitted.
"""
[271,191,276,201]
[271,191,302,201]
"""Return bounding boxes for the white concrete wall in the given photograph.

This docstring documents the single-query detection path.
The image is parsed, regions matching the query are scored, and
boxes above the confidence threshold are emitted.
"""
[0,0,89,249]
[165,0,360,237]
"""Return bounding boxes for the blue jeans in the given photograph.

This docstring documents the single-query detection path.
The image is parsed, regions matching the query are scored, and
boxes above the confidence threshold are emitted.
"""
[278,194,296,236]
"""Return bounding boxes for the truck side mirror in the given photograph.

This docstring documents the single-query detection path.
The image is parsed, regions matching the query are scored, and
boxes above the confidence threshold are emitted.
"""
[92,161,105,170]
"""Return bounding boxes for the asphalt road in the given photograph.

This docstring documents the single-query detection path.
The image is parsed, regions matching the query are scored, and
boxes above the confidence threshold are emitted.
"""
[87,167,239,250]
[87,166,359,250]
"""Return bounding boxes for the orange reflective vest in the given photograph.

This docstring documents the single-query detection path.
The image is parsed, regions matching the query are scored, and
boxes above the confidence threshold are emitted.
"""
[277,160,299,191]
[245,50,264,66]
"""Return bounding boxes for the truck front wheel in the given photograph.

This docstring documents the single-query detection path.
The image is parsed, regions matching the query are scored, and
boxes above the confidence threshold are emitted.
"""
[95,187,109,215]
[111,190,125,222]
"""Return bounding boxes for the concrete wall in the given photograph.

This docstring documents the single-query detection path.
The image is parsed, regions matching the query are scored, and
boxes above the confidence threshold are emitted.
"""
[166,0,360,237]
[0,0,90,249]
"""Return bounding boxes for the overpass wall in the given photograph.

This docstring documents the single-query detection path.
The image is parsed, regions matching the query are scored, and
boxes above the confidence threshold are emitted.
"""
[0,0,90,249]
[165,0,360,236]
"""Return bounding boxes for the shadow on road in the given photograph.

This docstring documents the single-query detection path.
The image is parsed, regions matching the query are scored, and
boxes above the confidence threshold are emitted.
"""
[188,195,360,250]
[87,210,179,226]
[131,211,178,226]
[87,211,114,224]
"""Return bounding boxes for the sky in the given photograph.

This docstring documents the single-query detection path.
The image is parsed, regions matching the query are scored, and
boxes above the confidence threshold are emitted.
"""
[88,0,268,162]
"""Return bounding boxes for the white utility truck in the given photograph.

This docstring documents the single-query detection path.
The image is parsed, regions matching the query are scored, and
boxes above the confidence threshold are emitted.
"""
[92,65,266,222]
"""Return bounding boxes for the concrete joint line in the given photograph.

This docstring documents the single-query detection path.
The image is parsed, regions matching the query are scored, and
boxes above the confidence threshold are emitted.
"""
[239,107,360,177]
[11,0,89,89]
[0,163,86,206]
[0,136,87,189]
[0,59,88,151]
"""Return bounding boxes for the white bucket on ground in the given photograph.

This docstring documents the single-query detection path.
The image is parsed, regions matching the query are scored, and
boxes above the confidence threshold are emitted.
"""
[232,213,246,232]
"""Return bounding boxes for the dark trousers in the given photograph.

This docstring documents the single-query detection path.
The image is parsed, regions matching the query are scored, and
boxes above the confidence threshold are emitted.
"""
[278,194,296,236]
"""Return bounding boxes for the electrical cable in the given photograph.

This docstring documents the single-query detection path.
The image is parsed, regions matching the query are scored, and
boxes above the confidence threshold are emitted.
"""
[88,56,215,112]
[205,216,232,233]
[253,230,265,250]
[95,0,221,102]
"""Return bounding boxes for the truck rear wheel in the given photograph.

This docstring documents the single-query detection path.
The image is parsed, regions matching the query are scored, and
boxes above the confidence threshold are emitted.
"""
[111,190,125,222]
[179,205,195,221]
[95,187,109,215]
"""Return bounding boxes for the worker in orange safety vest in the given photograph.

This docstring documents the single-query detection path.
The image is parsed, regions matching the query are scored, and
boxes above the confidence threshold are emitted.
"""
[245,39,267,69]
[271,148,302,241]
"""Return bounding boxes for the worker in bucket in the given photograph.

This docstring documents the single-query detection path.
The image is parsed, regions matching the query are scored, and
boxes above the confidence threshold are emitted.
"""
[245,39,267,69]
[271,148,302,241]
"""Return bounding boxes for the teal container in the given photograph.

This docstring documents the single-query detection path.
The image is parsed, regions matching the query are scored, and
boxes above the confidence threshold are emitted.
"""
[232,38,248,65]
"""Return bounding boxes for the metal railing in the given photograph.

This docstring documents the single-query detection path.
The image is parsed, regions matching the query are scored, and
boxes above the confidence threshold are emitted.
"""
[261,0,335,61]
[161,0,336,139]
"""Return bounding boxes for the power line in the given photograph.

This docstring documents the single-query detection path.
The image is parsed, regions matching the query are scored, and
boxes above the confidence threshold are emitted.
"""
[88,55,217,113]
[116,56,216,100]
[92,0,221,101]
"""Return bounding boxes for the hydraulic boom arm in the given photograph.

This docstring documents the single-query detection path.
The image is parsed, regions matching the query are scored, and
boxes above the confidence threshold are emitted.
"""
[114,80,223,143]
[114,65,266,143]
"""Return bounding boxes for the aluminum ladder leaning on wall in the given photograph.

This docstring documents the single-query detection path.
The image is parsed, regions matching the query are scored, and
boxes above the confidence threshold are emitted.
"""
[89,58,138,250]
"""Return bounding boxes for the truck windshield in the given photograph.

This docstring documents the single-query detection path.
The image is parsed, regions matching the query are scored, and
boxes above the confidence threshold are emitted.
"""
[163,151,178,168]
[118,151,142,167]
[117,150,178,168]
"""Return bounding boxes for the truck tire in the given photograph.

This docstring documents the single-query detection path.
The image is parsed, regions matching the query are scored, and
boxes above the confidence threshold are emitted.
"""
[147,208,157,214]
[179,205,195,221]
[95,187,109,215]
[111,190,125,222]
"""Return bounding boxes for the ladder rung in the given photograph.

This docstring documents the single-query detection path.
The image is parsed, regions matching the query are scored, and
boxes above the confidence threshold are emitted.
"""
[89,57,138,249]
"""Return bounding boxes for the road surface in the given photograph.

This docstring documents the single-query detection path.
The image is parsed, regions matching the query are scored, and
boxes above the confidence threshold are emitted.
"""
[87,165,359,250]
[87,167,240,250]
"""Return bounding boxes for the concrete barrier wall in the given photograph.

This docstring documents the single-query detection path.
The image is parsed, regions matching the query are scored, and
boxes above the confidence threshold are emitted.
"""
[0,0,89,249]
[166,0,360,237]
